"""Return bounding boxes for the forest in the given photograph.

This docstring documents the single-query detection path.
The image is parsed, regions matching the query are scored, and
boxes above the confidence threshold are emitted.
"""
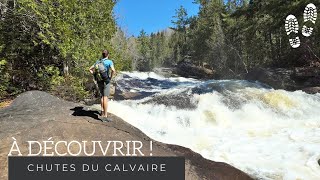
[0,0,319,101]
[126,0,320,73]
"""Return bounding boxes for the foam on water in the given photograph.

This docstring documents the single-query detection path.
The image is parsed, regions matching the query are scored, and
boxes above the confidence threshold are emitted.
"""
[121,71,199,82]
[97,72,320,180]
[121,71,167,81]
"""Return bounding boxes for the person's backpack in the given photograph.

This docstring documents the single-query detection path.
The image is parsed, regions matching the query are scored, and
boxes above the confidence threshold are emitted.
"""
[94,59,110,82]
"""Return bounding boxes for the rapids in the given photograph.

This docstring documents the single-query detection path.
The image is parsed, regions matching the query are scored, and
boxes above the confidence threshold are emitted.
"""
[94,71,320,180]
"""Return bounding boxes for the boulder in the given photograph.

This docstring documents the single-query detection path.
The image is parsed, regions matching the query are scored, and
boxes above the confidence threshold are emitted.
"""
[302,87,320,94]
[174,60,216,79]
[114,91,142,100]
[245,67,320,91]
[245,68,296,90]
[153,67,178,78]
[142,93,197,110]
[293,67,320,87]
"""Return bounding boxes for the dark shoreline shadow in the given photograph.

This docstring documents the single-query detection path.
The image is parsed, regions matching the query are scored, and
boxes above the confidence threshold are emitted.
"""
[70,107,101,121]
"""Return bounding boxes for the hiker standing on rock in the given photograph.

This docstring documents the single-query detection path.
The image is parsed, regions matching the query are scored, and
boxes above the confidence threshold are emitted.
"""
[89,50,116,122]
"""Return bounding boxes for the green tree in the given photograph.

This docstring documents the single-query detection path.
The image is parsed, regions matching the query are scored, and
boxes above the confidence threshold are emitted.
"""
[0,0,119,100]
[171,6,191,63]
[136,29,151,71]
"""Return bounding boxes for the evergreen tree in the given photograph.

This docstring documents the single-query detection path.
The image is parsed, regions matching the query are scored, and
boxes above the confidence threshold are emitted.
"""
[0,0,121,100]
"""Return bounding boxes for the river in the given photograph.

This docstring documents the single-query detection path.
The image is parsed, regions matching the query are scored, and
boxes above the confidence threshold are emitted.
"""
[94,71,320,180]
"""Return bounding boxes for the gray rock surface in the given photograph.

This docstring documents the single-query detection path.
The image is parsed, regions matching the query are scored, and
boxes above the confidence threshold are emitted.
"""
[245,67,320,93]
[174,60,216,79]
[302,87,320,94]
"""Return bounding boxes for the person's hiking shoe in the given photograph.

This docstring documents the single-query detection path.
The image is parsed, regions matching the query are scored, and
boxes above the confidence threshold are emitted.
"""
[101,116,112,122]
[285,15,300,48]
[302,3,317,37]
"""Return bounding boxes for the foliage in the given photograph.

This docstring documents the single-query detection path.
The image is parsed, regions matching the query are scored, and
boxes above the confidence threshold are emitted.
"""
[120,0,320,77]
[0,0,128,100]
[52,76,89,102]
[128,28,174,71]
[37,65,64,90]
[111,28,133,71]
[0,59,10,97]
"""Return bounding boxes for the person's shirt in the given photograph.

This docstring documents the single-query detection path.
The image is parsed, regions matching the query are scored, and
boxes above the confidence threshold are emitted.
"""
[95,58,113,70]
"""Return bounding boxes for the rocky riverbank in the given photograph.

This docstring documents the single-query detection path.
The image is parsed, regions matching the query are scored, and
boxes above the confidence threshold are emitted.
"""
[245,67,320,93]
[173,59,216,79]
[173,60,320,94]
[0,91,252,180]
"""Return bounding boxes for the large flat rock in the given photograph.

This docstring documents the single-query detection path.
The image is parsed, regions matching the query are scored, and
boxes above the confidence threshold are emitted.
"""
[0,91,252,180]
[245,67,320,92]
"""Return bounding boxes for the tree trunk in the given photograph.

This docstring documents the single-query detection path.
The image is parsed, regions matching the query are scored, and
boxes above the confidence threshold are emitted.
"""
[63,60,69,76]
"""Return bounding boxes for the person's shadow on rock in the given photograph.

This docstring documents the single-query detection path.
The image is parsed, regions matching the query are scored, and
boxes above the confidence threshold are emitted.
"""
[70,107,101,121]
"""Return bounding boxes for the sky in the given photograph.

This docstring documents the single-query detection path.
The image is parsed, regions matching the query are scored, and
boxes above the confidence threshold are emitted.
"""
[114,0,200,37]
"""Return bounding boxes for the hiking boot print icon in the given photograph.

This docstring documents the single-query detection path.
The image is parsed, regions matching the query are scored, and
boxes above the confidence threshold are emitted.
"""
[302,3,317,37]
[285,15,300,48]
[285,3,317,48]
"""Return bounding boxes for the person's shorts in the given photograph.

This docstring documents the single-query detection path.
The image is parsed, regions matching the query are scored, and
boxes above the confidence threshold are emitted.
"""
[97,81,111,97]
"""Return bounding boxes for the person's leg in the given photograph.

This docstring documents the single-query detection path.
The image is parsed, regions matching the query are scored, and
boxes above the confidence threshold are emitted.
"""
[100,81,112,122]
[102,96,108,117]
[102,82,111,118]
[100,96,104,116]
[98,81,105,116]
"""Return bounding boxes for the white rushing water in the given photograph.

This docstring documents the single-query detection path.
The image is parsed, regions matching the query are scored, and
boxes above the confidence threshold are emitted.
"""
[96,71,320,180]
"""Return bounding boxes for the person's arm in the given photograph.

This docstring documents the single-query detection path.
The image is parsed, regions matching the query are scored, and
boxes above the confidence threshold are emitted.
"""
[110,65,116,79]
[89,65,95,74]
